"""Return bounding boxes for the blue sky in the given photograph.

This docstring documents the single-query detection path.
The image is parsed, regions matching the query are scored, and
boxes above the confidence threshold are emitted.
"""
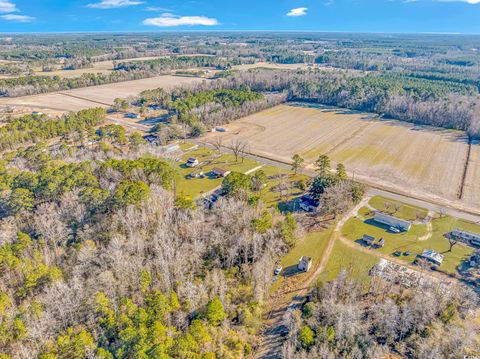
[1,0,480,33]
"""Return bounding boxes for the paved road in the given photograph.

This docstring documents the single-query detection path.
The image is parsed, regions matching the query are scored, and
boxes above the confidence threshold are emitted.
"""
[192,139,480,223]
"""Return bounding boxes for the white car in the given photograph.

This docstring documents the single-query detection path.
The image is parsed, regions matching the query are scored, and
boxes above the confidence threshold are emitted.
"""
[274,266,283,275]
[390,226,401,233]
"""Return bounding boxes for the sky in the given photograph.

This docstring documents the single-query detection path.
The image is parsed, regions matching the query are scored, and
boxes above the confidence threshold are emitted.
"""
[1,0,480,34]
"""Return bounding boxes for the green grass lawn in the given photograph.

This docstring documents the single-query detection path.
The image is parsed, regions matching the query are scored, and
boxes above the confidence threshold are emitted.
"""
[174,148,260,199]
[316,240,379,287]
[258,166,309,208]
[368,195,428,221]
[270,225,334,293]
[341,209,475,274]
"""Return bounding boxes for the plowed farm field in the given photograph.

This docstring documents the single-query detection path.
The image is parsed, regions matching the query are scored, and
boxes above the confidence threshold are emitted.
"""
[202,103,479,210]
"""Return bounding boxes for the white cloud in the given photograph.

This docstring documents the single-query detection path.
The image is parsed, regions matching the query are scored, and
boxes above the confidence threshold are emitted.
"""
[0,0,16,13]
[1,14,34,22]
[143,13,219,27]
[287,7,308,17]
[145,6,171,12]
[87,0,144,9]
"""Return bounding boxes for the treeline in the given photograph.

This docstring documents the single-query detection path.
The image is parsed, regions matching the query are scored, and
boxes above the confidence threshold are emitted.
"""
[0,108,106,151]
[0,72,151,97]
[284,272,478,358]
[114,55,248,72]
[137,86,286,139]
[0,56,239,97]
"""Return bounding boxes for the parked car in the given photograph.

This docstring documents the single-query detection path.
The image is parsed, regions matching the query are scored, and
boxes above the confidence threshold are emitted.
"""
[389,226,401,233]
[274,265,283,276]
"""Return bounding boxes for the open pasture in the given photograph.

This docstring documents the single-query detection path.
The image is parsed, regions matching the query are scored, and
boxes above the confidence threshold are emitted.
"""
[202,103,477,209]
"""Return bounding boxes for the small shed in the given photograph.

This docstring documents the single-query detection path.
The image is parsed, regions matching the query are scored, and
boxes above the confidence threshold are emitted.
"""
[363,234,375,246]
[212,168,231,178]
[186,158,199,167]
[375,238,385,248]
[298,256,312,272]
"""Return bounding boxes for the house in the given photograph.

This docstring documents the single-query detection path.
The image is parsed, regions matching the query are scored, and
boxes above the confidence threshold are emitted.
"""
[186,157,199,167]
[417,249,444,266]
[449,228,480,248]
[125,112,140,119]
[143,135,159,145]
[363,234,375,246]
[374,212,412,232]
[298,195,320,213]
[298,256,312,272]
[211,168,231,178]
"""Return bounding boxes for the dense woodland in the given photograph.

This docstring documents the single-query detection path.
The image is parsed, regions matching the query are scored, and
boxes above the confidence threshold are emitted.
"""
[283,272,478,358]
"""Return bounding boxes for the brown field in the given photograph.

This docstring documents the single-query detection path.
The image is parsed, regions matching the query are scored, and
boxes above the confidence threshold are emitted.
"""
[201,103,479,210]
[463,140,480,207]
[31,56,168,78]
[0,75,205,113]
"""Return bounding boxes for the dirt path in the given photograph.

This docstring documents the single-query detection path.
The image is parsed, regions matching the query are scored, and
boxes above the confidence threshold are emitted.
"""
[255,198,369,358]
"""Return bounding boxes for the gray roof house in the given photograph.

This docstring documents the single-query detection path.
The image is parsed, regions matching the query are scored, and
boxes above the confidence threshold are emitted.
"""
[374,212,412,232]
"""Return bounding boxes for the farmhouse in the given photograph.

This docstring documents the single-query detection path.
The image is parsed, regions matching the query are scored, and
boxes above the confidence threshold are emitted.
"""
[298,256,312,272]
[417,249,444,266]
[449,228,480,248]
[186,158,199,167]
[211,168,231,178]
[374,212,412,232]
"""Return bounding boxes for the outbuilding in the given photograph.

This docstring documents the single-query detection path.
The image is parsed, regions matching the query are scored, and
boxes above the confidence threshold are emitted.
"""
[211,168,231,178]
[298,256,312,272]
[363,234,375,246]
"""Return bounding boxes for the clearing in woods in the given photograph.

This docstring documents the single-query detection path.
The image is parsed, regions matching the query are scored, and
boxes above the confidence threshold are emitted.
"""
[201,103,480,211]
